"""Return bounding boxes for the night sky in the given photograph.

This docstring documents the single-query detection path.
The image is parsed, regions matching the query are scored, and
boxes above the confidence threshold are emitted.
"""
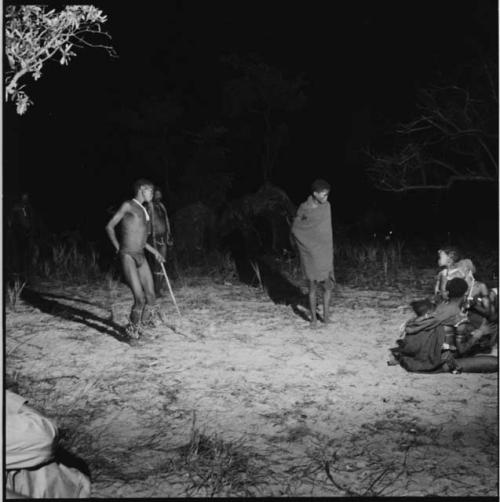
[4,0,498,245]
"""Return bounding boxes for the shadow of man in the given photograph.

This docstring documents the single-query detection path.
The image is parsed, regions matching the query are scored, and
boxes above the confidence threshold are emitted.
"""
[21,288,128,343]
[54,442,91,479]
[251,257,326,323]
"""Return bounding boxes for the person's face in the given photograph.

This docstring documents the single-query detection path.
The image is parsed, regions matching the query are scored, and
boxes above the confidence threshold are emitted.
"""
[142,186,154,203]
[154,190,162,202]
[438,250,452,267]
[313,190,329,204]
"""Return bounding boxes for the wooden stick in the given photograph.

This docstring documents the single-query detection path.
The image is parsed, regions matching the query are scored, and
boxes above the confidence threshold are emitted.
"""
[160,261,181,317]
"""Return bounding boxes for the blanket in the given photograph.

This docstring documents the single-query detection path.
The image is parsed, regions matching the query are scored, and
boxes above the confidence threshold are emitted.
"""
[397,301,465,372]
[291,196,333,282]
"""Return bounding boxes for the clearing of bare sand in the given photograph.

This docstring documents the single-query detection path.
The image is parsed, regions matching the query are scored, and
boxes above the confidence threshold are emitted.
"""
[5,277,498,497]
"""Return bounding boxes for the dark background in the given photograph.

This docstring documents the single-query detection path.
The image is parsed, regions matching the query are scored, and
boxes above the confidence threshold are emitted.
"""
[4,0,499,248]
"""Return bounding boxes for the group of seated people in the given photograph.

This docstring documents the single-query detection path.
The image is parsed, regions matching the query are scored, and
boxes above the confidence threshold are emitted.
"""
[390,246,498,373]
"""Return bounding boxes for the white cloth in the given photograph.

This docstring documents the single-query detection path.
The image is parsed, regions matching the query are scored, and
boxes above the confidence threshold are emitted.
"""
[6,463,90,499]
[6,391,57,470]
[5,391,91,498]
[132,198,150,221]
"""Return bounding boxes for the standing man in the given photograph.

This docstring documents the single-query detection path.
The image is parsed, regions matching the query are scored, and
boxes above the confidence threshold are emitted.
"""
[292,179,335,328]
[105,179,165,339]
[9,192,35,281]
[147,186,173,296]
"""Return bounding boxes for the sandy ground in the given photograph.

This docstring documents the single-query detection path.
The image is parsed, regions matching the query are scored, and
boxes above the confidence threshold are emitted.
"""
[5,275,498,497]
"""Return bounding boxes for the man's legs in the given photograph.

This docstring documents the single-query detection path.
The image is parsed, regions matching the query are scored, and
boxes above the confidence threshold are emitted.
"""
[309,280,318,327]
[120,254,146,336]
[309,277,333,327]
[323,275,334,324]
[323,287,332,324]
[137,259,163,328]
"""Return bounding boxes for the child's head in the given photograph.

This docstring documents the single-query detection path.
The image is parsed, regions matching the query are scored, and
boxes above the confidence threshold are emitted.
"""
[445,277,468,299]
[410,298,435,317]
[456,258,476,275]
[311,179,330,205]
[311,178,331,193]
[438,246,461,267]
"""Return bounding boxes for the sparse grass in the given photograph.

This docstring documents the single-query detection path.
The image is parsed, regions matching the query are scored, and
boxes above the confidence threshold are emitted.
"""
[173,413,268,497]
[175,249,238,284]
[249,259,265,291]
[270,239,420,290]
[105,271,121,321]
[11,233,493,294]
[5,276,26,311]
[34,240,102,283]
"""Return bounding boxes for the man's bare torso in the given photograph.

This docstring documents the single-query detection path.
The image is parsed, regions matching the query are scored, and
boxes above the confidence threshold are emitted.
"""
[119,200,150,254]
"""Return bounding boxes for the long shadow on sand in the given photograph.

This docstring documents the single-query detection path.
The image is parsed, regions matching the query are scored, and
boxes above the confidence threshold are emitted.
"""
[233,255,311,322]
[38,291,108,309]
[21,288,128,343]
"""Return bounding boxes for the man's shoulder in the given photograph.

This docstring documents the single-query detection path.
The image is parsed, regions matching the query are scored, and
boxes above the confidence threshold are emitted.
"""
[117,200,136,215]
[299,197,314,209]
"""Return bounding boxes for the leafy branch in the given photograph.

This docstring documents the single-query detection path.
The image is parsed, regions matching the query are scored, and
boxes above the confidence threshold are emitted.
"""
[5,5,117,114]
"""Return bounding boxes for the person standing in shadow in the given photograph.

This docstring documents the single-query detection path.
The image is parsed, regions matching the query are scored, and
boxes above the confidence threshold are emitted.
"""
[291,179,335,328]
[8,192,35,282]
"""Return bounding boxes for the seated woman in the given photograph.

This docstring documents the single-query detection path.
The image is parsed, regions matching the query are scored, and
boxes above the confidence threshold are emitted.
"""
[457,285,498,358]
[467,284,497,323]
[391,278,498,373]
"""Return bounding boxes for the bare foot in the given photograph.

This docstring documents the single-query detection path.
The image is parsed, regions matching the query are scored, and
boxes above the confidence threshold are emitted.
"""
[387,354,399,366]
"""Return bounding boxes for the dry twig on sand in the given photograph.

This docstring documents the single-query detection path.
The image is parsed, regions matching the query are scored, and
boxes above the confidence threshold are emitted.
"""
[172,412,267,496]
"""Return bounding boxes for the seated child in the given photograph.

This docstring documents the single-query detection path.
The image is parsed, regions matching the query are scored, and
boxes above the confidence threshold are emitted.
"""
[434,246,489,306]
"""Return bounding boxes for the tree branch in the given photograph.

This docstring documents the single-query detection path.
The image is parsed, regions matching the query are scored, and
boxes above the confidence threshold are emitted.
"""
[374,175,495,192]
[5,68,29,97]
